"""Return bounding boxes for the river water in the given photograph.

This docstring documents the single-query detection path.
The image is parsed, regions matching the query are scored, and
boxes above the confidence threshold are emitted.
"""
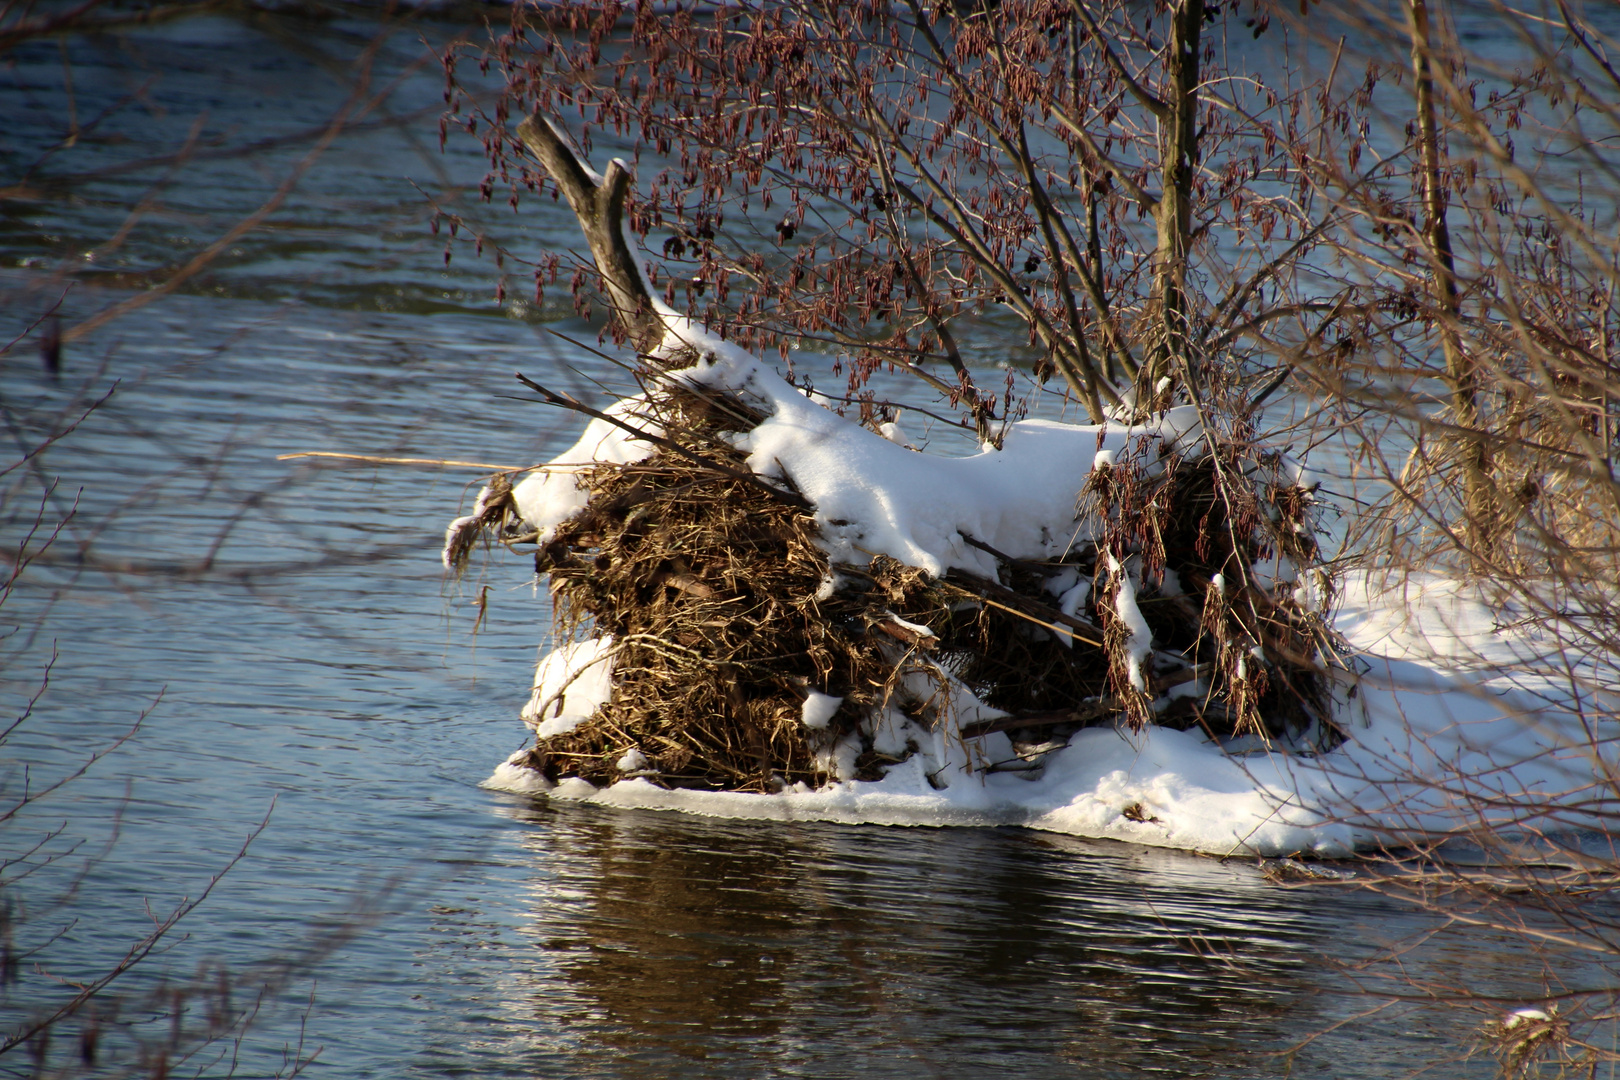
[2,8,1614,1079]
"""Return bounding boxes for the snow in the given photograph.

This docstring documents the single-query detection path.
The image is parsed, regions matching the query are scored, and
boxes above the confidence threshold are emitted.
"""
[521,637,618,736]
[442,482,513,567]
[815,732,864,782]
[877,416,917,449]
[883,612,938,642]
[1107,555,1152,692]
[800,691,843,730]
[658,333,1204,579]
[1051,577,1091,650]
[505,399,660,547]
[479,314,1619,859]
[491,594,1618,856]
[488,750,552,794]
[1505,1008,1553,1028]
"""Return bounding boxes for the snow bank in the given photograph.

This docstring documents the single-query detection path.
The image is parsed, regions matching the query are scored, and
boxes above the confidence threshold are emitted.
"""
[490,584,1619,856]
[669,339,1202,578]
[484,318,1619,857]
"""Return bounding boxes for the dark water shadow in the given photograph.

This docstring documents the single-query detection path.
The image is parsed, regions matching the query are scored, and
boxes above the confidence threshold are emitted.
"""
[451,802,1376,1080]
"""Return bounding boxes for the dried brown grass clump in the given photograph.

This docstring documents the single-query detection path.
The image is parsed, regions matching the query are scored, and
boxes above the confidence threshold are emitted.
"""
[1081,438,1341,733]
[457,387,1345,793]
[935,437,1344,746]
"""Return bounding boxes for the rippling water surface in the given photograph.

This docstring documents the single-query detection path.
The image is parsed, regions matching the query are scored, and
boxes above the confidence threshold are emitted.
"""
[2,9,1614,1079]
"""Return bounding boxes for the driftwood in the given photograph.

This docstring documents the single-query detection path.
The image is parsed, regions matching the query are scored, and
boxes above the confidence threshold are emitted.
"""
[278,452,525,470]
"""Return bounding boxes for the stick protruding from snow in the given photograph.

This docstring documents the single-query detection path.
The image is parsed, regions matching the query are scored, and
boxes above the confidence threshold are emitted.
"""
[515,113,667,358]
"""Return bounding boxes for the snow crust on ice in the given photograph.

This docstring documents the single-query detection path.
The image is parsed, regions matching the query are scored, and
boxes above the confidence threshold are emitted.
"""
[484,315,1619,857]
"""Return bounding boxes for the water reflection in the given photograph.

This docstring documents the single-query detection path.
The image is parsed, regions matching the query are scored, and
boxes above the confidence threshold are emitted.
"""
[495,805,1330,1078]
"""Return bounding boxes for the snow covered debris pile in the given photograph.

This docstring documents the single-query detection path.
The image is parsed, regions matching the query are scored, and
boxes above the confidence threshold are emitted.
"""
[433,112,1620,859]
[445,338,1344,797]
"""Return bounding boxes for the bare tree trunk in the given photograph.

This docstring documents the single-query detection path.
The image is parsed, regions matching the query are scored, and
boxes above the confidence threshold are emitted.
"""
[1407,0,1497,564]
[1141,0,1203,409]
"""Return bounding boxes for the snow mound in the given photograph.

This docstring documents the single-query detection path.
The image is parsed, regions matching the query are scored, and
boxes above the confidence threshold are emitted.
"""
[669,338,1202,578]
[521,636,618,736]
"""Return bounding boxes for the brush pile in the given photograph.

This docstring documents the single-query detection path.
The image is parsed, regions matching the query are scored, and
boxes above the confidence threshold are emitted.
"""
[445,371,1344,795]
[443,111,1345,797]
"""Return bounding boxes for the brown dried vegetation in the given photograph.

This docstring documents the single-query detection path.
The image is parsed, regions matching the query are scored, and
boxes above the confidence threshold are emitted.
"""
[456,381,1343,793]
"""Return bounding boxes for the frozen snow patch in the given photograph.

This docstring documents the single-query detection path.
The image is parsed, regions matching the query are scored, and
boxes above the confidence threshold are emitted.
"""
[508,398,661,544]
[523,637,618,736]
[801,691,843,730]
[483,749,554,794]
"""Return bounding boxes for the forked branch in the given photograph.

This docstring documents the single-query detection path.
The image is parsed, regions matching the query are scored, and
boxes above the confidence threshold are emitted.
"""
[515,113,668,358]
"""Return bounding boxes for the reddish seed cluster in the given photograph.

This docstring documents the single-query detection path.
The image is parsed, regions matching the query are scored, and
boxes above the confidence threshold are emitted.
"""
[439,0,1379,433]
